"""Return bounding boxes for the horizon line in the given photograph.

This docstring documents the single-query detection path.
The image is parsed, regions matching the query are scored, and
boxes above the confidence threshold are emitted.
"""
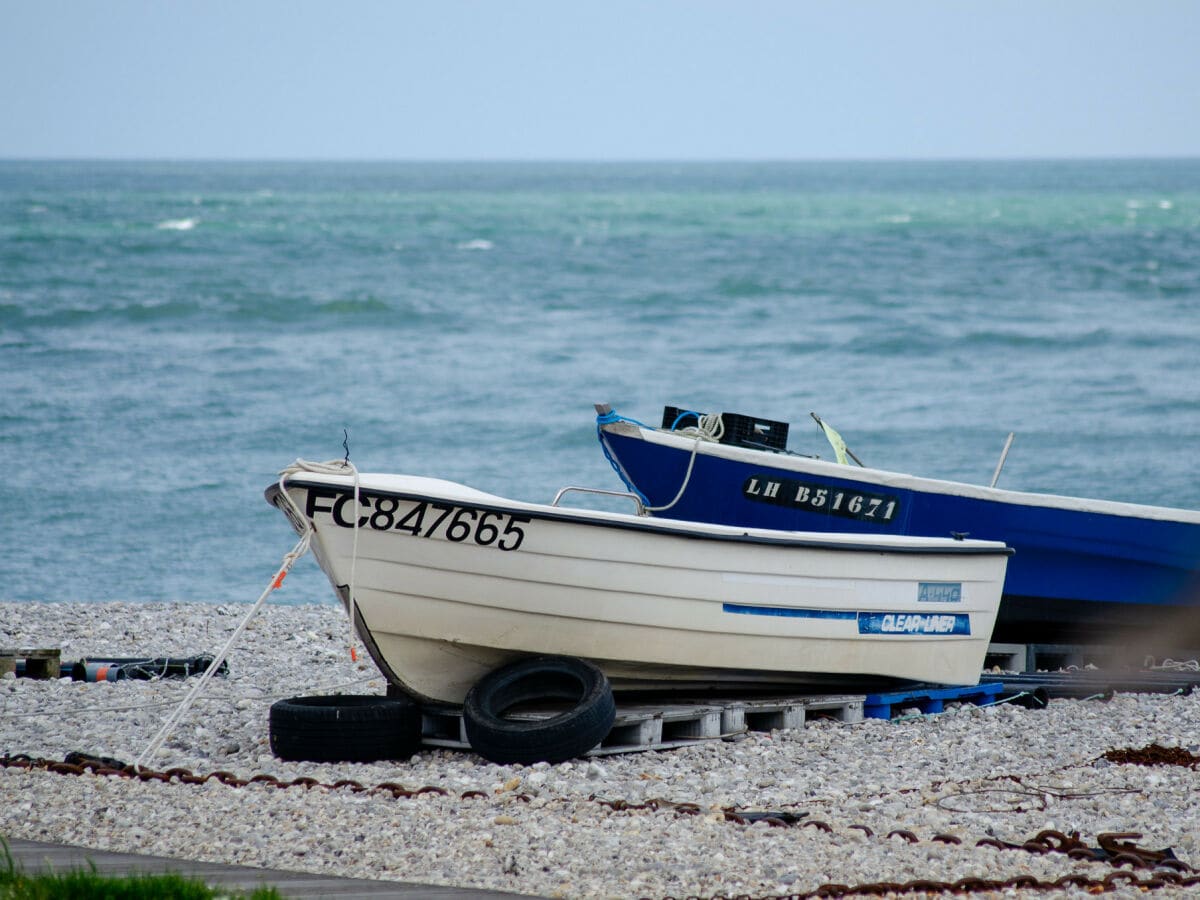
[3,154,1200,165]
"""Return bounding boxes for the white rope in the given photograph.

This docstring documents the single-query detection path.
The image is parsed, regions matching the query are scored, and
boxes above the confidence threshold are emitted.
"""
[674,412,725,445]
[134,457,363,770]
[647,413,724,512]
[133,531,311,770]
[1146,657,1200,672]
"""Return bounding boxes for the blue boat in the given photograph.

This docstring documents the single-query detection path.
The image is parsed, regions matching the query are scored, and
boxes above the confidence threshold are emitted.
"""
[596,404,1200,644]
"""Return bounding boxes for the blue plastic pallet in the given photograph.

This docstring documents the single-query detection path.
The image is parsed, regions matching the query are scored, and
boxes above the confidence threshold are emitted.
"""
[863,682,1004,719]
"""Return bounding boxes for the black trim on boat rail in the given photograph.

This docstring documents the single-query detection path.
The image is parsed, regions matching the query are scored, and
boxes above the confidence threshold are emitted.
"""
[265,480,1014,557]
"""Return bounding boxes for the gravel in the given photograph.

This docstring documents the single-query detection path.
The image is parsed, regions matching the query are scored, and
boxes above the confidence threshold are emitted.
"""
[3,600,1199,898]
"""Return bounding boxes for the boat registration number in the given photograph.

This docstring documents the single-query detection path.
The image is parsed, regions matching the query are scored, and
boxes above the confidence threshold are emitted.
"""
[305,488,532,551]
[742,475,900,524]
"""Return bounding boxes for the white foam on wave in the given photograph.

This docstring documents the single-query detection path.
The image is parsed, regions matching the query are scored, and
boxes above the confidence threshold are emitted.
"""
[457,238,493,250]
[156,218,198,231]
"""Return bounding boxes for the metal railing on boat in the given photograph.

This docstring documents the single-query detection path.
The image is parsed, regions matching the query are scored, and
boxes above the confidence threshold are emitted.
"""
[551,485,647,516]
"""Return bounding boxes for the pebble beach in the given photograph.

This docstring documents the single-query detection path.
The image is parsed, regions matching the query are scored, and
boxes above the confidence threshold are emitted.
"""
[3,601,1199,899]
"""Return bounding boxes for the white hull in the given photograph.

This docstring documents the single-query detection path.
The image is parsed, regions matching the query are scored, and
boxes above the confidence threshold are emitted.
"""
[269,472,1011,704]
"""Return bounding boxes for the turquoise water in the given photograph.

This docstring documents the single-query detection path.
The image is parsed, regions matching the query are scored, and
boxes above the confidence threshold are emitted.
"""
[2,159,1198,604]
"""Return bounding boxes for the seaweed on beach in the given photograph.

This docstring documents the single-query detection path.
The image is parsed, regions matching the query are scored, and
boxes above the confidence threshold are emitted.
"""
[1102,743,1200,768]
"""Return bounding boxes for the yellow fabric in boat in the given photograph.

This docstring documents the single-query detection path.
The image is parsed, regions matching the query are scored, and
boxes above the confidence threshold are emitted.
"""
[819,419,850,465]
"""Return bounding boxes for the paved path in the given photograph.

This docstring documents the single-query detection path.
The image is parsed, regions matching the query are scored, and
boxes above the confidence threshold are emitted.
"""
[4,838,532,899]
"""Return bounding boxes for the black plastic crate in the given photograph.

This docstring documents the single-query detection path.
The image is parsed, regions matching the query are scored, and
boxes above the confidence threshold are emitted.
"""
[662,406,705,430]
[723,411,789,451]
[661,405,789,452]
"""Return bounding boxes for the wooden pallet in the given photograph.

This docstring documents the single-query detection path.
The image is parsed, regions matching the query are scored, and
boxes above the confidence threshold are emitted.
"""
[420,693,865,756]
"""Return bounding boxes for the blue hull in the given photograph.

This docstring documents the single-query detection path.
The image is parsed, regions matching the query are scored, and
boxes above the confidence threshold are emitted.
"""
[599,419,1200,643]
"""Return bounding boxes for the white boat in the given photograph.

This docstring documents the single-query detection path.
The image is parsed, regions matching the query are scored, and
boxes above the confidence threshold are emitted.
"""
[266,467,1012,705]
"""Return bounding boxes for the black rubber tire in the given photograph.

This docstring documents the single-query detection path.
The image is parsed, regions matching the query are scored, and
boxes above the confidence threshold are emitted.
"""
[268,694,422,763]
[463,655,616,765]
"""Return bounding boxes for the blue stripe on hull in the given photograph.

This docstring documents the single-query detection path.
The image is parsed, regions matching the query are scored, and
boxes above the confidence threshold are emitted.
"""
[722,603,972,636]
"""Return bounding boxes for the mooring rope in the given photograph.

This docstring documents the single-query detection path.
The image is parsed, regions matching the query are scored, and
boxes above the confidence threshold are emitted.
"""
[134,530,311,770]
[134,457,363,770]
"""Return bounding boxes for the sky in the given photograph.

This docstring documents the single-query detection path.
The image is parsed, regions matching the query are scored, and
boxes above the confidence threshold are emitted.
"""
[2,1,1199,160]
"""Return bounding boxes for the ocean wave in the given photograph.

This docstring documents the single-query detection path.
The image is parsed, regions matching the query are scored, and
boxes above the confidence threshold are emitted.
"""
[716,277,776,298]
[0,302,24,328]
[956,328,1118,350]
[3,292,455,327]
[312,296,393,314]
[155,218,198,231]
[840,326,1126,357]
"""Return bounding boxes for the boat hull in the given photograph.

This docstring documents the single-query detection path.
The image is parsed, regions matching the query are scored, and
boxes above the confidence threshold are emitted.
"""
[598,419,1200,642]
[268,472,1009,704]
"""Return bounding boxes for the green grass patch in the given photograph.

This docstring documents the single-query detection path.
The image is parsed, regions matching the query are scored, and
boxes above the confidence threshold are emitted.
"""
[1,837,283,899]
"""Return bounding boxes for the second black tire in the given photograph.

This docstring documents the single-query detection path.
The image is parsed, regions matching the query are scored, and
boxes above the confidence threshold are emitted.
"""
[268,694,422,763]
[463,655,616,765]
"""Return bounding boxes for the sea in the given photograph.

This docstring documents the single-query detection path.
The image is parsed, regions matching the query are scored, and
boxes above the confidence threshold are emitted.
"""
[2,159,1198,606]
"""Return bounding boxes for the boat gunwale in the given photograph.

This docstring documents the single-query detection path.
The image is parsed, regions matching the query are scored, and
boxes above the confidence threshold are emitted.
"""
[266,477,1014,558]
